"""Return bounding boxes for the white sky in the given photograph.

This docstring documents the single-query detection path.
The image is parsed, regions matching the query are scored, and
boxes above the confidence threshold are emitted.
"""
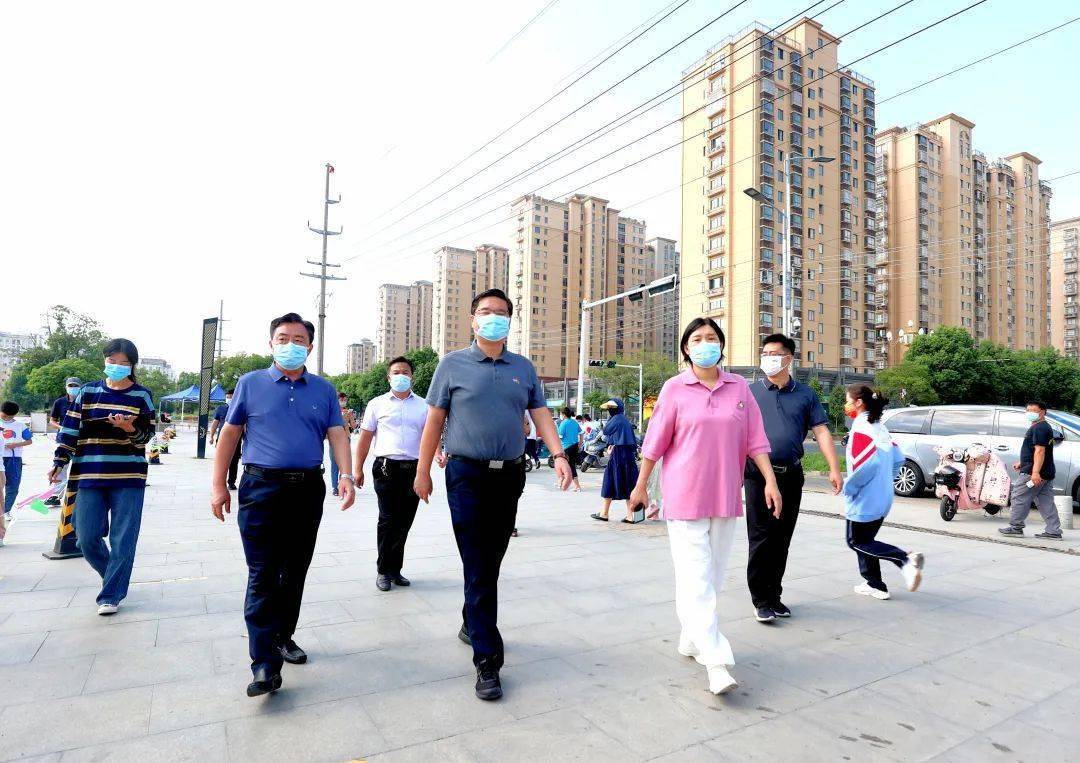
[4,0,1077,376]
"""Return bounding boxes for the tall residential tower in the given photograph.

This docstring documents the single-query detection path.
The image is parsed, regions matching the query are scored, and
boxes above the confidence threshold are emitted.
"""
[432,244,509,356]
[376,280,433,361]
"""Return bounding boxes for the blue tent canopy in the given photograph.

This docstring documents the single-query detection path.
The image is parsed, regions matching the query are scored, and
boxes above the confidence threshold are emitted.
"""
[160,384,226,404]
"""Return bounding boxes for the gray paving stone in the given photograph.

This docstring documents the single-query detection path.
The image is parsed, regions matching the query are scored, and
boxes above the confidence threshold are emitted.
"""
[0,630,48,666]
[59,722,228,763]
[35,620,159,662]
[83,641,215,694]
[0,655,94,707]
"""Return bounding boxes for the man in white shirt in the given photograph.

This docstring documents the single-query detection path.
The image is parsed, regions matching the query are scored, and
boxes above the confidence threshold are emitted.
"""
[355,357,428,591]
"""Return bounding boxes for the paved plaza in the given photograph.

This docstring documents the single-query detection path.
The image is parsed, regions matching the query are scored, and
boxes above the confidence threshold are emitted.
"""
[1,431,1079,761]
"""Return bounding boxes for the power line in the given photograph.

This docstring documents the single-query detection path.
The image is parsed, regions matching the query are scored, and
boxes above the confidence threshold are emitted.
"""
[359,0,695,229]
[487,0,562,63]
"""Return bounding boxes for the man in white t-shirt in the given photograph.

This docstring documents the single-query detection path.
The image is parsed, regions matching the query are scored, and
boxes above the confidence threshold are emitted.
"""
[354,357,428,592]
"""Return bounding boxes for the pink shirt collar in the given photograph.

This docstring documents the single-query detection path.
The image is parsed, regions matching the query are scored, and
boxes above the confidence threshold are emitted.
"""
[679,368,739,387]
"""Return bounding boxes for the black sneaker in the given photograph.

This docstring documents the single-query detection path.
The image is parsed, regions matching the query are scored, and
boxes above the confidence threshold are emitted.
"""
[44,496,61,507]
[998,527,1025,537]
[458,624,472,646]
[755,606,776,623]
[475,662,503,701]
[771,602,791,618]
[1034,532,1063,540]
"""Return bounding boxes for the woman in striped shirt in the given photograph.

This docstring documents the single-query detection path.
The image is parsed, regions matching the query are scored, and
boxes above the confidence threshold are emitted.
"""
[49,338,155,615]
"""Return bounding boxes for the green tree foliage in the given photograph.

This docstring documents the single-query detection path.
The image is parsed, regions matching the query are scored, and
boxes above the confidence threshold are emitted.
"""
[901,326,983,404]
[331,347,440,413]
[213,353,273,391]
[26,359,103,402]
[176,371,200,390]
[874,364,939,407]
[828,384,848,431]
[586,352,679,405]
[807,377,824,400]
[137,369,175,410]
[2,305,107,411]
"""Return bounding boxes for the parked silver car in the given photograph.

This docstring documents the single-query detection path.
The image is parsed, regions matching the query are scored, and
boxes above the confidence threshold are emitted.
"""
[881,405,1080,507]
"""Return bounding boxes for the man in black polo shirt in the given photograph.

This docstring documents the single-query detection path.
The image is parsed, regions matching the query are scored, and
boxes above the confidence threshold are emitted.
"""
[745,333,843,623]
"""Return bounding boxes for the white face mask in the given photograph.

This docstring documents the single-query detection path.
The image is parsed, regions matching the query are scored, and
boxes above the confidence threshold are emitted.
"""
[760,355,789,377]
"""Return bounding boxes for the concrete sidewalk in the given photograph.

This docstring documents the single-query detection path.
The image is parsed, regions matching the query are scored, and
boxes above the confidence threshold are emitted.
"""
[0,434,1078,761]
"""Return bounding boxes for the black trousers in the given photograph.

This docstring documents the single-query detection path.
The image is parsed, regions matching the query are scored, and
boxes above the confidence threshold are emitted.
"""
[845,518,908,592]
[744,463,804,609]
[227,440,242,486]
[237,470,324,674]
[373,457,420,576]
[445,458,525,669]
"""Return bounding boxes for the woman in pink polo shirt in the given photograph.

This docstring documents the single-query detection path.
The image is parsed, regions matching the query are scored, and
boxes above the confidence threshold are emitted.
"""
[630,317,781,695]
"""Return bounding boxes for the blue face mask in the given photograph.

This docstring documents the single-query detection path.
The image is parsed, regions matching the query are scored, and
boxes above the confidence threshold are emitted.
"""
[475,314,511,342]
[689,342,723,369]
[389,374,412,393]
[1025,411,1040,423]
[273,342,309,371]
[103,363,131,381]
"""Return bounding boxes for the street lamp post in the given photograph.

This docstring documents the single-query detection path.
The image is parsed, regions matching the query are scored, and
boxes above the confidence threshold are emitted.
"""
[744,154,833,340]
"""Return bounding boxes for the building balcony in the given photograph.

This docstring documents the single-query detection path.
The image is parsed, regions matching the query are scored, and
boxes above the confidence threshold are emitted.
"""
[761,79,778,98]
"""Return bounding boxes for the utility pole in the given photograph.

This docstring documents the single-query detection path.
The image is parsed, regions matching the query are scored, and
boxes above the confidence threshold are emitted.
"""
[301,163,346,375]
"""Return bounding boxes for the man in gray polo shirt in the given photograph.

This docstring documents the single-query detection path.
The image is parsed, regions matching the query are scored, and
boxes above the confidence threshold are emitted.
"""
[415,288,571,701]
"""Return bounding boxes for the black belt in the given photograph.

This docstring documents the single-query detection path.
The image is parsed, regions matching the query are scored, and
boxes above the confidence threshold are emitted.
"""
[449,454,525,470]
[373,457,418,478]
[746,460,801,477]
[244,465,324,483]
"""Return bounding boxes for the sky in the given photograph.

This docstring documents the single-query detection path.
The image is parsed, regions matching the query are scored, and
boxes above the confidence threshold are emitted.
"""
[3,0,1078,376]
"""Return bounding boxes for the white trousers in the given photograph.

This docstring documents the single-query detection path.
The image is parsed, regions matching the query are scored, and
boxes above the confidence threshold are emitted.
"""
[667,517,737,668]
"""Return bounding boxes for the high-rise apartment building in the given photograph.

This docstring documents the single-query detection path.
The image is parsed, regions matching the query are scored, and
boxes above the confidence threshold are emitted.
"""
[345,339,377,374]
[1049,217,1079,359]
[376,280,433,362]
[876,115,1050,363]
[0,331,37,385]
[680,19,879,372]
[509,193,651,380]
[647,237,680,359]
[432,244,509,356]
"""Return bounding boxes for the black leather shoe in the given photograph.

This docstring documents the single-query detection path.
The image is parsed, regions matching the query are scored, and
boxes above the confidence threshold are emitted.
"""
[391,574,411,587]
[475,661,503,701]
[458,624,472,646]
[376,574,392,591]
[246,667,282,697]
[277,639,307,665]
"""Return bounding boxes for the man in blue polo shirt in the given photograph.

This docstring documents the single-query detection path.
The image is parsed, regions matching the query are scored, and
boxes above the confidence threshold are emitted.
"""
[414,288,571,701]
[745,333,843,623]
[210,312,355,698]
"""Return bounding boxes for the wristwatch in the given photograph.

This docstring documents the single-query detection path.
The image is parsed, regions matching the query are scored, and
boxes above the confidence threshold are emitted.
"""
[552,452,569,463]
[339,474,355,483]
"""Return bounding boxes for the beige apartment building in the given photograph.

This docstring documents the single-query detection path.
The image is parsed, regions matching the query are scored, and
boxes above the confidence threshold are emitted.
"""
[375,280,433,362]
[432,244,509,356]
[345,339,376,374]
[509,194,654,380]
[647,236,680,360]
[1049,217,1079,359]
[876,116,1051,363]
[680,19,879,372]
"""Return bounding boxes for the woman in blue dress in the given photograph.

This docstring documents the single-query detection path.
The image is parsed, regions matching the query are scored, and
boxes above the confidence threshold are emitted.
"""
[590,398,641,523]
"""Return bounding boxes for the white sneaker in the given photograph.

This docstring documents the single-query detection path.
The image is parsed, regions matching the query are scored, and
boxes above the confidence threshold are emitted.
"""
[853,583,890,600]
[677,636,699,659]
[97,603,119,616]
[902,552,925,592]
[707,665,739,695]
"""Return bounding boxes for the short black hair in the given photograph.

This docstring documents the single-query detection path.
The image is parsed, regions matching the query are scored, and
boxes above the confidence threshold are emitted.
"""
[679,317,726,364]
[561,406,575,418]
[270,312,315,343]
[762,333,796,355]
[1,401,19,416]
[387,356,414,373]
[338,390,347,398]
[226,388,235,395]
[471,288,513,317]
[1026,400,1048,411]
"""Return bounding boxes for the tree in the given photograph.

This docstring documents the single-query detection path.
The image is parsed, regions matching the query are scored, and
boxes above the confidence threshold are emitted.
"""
[807,377,824,400]
[214,353,273,391]
[138,369,175,410]
[585,352,679,409]
[176,371,200,390]
[874,363,939,407]
[902,327,983,404]
[828,384,848,431]
[26,359,103,402]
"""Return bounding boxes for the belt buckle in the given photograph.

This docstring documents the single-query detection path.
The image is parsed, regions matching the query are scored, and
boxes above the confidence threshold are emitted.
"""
[488,460,504,470]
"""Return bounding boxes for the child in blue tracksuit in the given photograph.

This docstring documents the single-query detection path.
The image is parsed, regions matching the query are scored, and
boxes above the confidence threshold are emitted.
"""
[841,385,925,600]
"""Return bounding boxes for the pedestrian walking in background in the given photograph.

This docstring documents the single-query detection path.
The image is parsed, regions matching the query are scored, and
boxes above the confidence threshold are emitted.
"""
[49,339,155,616]
[210,312,355,698]
[630,317,778,695]
[414,288,572,702]
[589,397,640,523]
[1,401,32,519]
[523,413,540,470]
[842,384,925,600]
[208,389,241,490]
[745,334,843,623]
[557,407,582,492]
[45,377,82,506]
[355,356,427,591]
[1000,400,1063,540]
[329,391,357,496]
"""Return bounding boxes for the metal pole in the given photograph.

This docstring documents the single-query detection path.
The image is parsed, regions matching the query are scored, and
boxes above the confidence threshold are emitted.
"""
[783,157,793,336]
[576,302,589,415]
[317,164,330,375]
[638,363,643,431]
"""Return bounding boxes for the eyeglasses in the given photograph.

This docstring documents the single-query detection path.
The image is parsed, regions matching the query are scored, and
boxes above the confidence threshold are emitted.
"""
[761,351,792,357]
[475,308,510,317]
